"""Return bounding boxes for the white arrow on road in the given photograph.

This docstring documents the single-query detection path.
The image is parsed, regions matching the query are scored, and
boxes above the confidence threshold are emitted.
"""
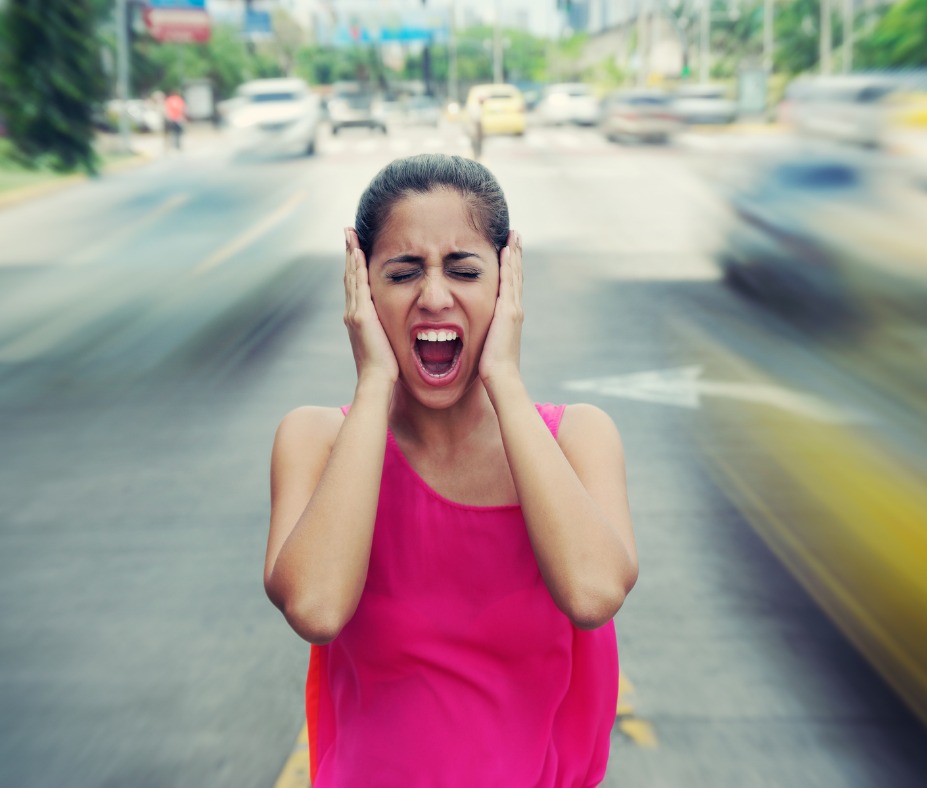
[563,366,867,424]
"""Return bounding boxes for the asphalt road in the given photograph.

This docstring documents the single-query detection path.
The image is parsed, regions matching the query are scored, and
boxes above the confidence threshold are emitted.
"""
[1,122,925,787]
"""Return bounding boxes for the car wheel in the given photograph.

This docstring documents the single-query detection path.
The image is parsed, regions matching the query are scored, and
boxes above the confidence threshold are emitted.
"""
[331,125,340,136]
[305,138,316,156]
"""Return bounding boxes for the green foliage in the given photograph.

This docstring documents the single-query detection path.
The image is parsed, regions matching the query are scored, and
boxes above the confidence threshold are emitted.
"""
[857,0,927,69]
[774,0,846,76]
[0,0,107,173]
[129,25,281,100]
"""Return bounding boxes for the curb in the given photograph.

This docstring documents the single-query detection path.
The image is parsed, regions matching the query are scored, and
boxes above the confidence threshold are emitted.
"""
[0,151,152,210]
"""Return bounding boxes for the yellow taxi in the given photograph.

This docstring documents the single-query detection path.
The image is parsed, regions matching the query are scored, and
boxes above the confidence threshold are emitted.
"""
[465,83,527,137]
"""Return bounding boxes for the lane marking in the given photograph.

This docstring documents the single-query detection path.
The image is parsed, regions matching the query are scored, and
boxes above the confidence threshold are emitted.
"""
[273,723,309,788]
[194,190,307,275]
[564,366,867,424]
[68,193,191,266]
[616,672,659,749]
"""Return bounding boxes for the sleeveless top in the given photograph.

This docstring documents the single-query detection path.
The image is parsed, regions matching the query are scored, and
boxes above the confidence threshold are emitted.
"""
[305,403,619,787]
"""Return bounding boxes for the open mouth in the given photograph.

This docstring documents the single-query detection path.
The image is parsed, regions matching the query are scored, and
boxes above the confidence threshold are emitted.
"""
[414,329,463,379]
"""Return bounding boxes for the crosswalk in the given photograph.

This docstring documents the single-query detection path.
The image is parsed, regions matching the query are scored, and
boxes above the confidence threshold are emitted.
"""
[316,125,628,159]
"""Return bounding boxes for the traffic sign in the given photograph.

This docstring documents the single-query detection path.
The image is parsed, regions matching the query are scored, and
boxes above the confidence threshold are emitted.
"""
[144,6,211,43]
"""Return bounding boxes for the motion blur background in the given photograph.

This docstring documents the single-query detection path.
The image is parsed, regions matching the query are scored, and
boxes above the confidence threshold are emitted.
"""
[1,1,925,786]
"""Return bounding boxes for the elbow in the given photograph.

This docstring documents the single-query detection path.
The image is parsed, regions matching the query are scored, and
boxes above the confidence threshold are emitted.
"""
[264,572,347,645]
[563,564,639,631]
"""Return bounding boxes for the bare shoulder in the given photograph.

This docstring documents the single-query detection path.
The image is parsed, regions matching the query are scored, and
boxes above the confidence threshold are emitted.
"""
[557,403,625,458]
[273,405,346,464]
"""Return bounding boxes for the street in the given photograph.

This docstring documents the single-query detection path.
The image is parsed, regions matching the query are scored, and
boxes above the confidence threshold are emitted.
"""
[1,120,926,787]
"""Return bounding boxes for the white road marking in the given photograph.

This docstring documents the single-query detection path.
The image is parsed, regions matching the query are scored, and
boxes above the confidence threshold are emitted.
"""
[563,366,868,423]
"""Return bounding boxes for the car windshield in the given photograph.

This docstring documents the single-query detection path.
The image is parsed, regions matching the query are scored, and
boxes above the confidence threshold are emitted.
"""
[628,96,669,106]
[775,163,859,189]
[249,92,298,103]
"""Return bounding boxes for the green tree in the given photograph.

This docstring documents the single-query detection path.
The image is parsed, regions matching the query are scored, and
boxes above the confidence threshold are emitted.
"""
[857,0,927,68]
[774,0,845,76]
[0,0,107,173]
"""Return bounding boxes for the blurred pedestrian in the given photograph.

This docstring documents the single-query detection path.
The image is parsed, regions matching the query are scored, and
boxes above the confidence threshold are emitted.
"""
[264,154,638,785]
[163,91,185,150]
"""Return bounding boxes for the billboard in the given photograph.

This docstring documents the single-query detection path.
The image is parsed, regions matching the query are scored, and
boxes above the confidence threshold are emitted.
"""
[315,5,450,47]
[144,0,211,44]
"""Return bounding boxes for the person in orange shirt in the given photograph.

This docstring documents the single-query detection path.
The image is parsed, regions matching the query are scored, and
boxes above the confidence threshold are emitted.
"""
[164,92,186,150]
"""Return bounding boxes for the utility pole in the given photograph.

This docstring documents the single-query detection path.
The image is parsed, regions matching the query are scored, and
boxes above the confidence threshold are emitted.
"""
[700,0,710,83]
[493,0,503,83]
[820,0,832,75]
[448,0,458,103]
[842,0,853,73]
[116,0,131,152]
[763,0,774,76]
[636,0,650,87]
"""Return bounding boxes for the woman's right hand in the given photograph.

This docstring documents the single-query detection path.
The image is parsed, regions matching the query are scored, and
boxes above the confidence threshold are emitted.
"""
[343,228,399,387]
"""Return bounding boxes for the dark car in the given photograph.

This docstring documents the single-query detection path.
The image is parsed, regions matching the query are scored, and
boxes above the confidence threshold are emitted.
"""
[327,84,386,134]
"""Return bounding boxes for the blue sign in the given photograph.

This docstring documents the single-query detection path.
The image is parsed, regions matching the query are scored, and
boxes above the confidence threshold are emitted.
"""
[147,0,206,8]
[244,9,273,36]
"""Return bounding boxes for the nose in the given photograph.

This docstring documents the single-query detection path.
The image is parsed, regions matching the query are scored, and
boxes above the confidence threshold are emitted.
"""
[416,270,454,313]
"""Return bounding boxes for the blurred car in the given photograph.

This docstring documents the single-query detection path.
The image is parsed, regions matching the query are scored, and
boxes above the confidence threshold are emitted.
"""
[327,83,386,134]
[465,84,527,137]
[600,89,680,143]
[673,84,737,125]
[103,98,164,133]
[536,82,600,126]
[225,78,321,155]
[404,95,441,127]
[713,150,927,324]
[785,74,903,148]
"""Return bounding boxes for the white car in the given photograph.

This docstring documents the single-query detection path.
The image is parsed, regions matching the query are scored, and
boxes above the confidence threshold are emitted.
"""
[224,78,322,156]
[536,83,600,126]
[673,85,737,125]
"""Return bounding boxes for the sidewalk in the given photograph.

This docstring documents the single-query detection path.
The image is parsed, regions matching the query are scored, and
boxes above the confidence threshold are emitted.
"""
[0,123,224,210]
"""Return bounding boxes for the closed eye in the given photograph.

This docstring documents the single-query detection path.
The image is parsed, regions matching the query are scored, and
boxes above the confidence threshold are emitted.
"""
[448,267,481,280]
[386,268,421,283]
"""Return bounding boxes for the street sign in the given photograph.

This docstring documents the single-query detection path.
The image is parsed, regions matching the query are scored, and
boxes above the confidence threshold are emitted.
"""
[144,6,211,43]
[147,0,206,7]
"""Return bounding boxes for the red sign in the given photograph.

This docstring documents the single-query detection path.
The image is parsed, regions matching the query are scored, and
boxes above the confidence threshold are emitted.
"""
[144,7,211,43]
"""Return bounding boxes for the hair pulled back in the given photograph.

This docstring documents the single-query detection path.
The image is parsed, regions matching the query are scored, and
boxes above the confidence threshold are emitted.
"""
[354,154,510,261]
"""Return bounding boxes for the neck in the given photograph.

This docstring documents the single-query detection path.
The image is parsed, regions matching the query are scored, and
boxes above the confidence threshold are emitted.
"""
[388,379,498,450]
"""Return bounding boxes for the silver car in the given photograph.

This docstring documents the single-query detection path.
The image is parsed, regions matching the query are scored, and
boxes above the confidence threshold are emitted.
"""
[224,78,322,156]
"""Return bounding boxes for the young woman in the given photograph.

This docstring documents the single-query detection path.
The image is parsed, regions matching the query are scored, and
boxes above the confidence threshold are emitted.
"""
[265,154,638,786]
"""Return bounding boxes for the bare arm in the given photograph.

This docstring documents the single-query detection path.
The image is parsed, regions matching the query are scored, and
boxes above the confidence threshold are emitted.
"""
[480,232,637,628]
[264,229,398,644]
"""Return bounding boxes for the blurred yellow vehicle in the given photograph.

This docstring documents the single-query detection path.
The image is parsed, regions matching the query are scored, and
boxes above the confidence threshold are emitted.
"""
[465,83,527,137]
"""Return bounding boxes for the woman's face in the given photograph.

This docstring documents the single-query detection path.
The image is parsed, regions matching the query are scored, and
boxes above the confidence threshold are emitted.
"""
[367,188,500,408]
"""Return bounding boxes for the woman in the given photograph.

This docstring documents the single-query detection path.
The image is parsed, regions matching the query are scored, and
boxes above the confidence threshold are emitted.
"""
[265,154,638,786]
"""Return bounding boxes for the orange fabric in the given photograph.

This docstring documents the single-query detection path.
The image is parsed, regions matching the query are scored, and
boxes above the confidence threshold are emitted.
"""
[164,94,185,122]
[305,644,326,785]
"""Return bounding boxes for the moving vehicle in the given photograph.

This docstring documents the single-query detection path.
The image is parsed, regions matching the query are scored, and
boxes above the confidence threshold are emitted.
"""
[327,82,387,135]
[784,74,902,148]
[600,89,680,143]
[536,82,600,126]
[673,84,737,125]
[464,84,527,137]
[224,78,321,156]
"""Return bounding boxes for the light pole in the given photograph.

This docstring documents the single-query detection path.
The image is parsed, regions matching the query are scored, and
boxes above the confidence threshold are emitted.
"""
[700,0,710,83]
[493,0,503,83]
[820,0,832,75]
[116,0,131,152]
[842,0,853,73]
[763,0,774,76]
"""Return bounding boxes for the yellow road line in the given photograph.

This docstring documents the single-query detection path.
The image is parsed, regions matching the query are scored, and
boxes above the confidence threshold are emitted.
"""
[69,192,191,266]
[273,723,309,788]
[616,671,659,749]
[194,190,307,275]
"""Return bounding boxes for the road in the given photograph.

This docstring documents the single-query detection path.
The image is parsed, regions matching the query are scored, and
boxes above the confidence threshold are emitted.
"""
[1,121,925,787]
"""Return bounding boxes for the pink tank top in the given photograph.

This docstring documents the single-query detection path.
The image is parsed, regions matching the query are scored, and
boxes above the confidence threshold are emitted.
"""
[305,404,618,786]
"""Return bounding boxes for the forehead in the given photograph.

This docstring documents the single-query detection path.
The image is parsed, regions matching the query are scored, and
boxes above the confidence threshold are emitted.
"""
[374,189,489,257]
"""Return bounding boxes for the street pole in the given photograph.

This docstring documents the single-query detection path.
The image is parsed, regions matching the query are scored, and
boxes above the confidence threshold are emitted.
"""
[448,0,458,103]
[700,0,710,83]
[763,0,774,75]
[493,0,503,83]
[843,0,853,73]
[820,0,832,75]
[636,0,649,87]
[115,0,131,152]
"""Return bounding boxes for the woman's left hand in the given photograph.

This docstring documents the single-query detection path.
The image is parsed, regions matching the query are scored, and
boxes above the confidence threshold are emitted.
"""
[479,230,524,389]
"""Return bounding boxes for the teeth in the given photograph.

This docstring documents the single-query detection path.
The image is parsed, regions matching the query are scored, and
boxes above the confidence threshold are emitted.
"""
[416,329,458,342]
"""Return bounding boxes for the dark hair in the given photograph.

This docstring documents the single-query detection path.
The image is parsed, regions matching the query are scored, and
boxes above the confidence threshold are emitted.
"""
[354,154,510,261]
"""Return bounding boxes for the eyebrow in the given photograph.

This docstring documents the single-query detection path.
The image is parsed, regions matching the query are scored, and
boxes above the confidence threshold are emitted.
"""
[383,250,482,265]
